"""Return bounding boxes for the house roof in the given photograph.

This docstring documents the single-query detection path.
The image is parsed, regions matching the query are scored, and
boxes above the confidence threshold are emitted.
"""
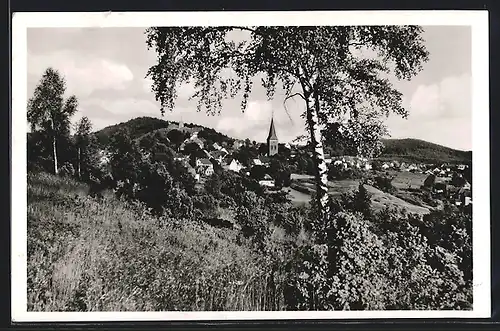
[198,158,212,165]
[267,117,278,141]
[259,155,271,163]
[211,150,226,158]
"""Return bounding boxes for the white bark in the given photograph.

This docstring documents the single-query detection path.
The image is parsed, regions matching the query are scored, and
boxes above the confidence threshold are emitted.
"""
[51,119,59,175]
[305,92,330,216]
[77,146,81,179]
[298,66,330,233]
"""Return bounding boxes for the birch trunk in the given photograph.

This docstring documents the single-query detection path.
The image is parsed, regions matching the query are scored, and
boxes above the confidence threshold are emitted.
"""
[304,90,330,226]
[298,65,330,237]
[51,119,59,175]
[77,146,81,180]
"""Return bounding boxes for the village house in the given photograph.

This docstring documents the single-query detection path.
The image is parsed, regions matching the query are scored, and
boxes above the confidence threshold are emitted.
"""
[463,180,471,191]
[224,158,244,173]
[210,150,227,164]
[252,158,263,166]
[185,164,200,182]
[258,174,275,188]
[382,163,390,170]
[212,142,222,151]
[259,155,271,166]
[407,164,419,172]
[324,153,332,164]
[190,133,205,149]
[196,158,214,177]
[233,140,244,150]
[174,156,189,162]
[252,155,271,167]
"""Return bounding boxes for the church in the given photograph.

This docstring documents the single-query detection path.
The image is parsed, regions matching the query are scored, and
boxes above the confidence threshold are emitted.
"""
[267,117,279,157]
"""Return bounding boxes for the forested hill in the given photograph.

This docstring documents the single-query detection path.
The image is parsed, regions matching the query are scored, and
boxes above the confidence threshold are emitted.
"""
[93,117,171,145]
[378,138,472,164]
[91,116,471,164]
[92,116,234,147]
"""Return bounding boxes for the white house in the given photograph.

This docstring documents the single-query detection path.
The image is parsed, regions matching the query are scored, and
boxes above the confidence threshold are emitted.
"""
[213,142,222,150]
[382,163,390,170]
[253,158,263,166]
[226,159,243,173]
[259,174,275,187]
[186,166,200,182]
[196,158,214,176]
[408,164,418,172]
[463,180,471,191]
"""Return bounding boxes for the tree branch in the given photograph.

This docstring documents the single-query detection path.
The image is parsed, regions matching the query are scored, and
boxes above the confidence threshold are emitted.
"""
[283,91,305,125]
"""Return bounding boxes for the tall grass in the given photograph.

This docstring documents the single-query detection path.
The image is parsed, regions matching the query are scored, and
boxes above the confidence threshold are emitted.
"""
[27,172,286,311]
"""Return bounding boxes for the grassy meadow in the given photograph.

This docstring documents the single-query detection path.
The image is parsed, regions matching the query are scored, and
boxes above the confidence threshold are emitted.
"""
[27,172,289,311]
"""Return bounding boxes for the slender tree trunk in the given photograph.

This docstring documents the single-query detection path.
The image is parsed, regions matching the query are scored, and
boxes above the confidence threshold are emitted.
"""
[51,119,59,175]
[77,146,81,180]
[305,91,330,224]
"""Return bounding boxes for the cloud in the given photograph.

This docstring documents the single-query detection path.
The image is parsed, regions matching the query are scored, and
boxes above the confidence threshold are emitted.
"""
[408,73,471,120]
[142,77,197,100]
[28,50,134,97]
[86,98,160,116]
[386,73,472,150]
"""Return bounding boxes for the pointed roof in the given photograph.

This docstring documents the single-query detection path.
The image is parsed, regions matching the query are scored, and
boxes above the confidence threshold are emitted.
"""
[267,117,278,141]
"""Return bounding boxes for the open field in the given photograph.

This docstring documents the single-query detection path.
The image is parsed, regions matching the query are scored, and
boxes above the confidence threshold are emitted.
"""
[288,173,431,215]
[389,171,428,190]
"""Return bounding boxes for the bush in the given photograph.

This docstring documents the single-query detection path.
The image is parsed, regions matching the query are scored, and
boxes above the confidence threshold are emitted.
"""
[328,164,364,180]
[286,192,472,310]
[59,162,75,178]
[373,175,396,194]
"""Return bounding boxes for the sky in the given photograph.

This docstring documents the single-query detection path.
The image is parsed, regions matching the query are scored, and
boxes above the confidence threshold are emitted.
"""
[26,26,472,151]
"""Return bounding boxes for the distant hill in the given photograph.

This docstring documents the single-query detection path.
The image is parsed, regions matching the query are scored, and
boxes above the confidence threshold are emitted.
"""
[94,117,171,146]
[378,138,472,164]
[93,116,234,147]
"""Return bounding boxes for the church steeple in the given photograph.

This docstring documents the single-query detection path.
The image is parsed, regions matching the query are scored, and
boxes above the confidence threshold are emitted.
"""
[179,116,184,129]
[267,116,279,156]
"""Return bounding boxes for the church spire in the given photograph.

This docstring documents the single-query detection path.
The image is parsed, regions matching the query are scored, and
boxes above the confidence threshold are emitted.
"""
[267,117,278,141]
[267,115,279,156]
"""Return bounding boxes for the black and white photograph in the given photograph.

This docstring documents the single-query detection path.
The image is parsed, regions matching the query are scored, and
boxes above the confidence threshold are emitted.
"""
[11,11,490,321]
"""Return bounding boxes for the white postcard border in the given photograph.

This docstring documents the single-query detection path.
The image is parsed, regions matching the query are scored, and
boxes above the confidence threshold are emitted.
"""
[11,10,490,322]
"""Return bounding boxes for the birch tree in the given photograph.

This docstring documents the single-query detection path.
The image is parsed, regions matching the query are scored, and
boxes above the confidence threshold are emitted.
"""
[28,68,78,175]
[145,26,429,223]
[74,116,97,180]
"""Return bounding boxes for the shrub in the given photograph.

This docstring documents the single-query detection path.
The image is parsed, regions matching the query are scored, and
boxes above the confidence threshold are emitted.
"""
[373,175,396,194]
[59,162,75,178]
[328,164,364,180]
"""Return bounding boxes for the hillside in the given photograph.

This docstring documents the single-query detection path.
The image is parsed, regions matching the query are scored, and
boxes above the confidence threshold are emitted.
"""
[93,116,234,147]
[91,117,472,164]
[27,172,282,311]
[378,138,472,164]
[94,117,171,145]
